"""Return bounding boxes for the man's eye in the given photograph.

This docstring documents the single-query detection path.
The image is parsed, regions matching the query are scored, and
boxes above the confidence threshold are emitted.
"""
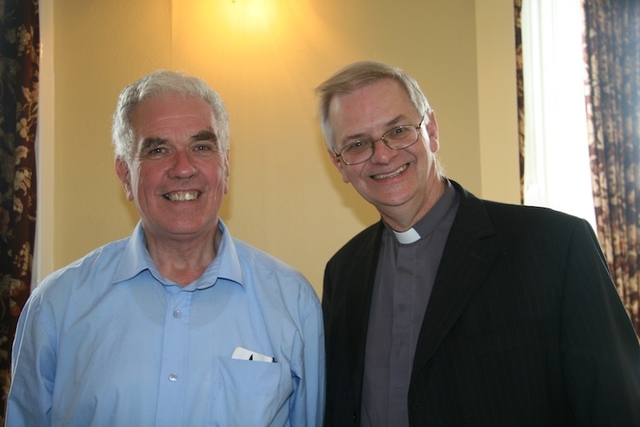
[149,147,165,154]
[346,140,367,151]
[391,126,407,135]
[194,143,220,153]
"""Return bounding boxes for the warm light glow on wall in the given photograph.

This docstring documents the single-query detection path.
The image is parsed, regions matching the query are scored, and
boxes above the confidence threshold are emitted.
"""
[175,0,344,75]
[225,0,279,33]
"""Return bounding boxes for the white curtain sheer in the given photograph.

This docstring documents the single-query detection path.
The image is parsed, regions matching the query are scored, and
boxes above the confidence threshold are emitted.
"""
[521,0,596,230]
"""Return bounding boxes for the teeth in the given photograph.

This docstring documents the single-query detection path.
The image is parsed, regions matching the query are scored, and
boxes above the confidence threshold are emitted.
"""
[165,191,199,201]
[373,164,408,180]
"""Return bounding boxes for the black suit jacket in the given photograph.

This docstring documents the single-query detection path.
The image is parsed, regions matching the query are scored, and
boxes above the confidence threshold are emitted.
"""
[322,181,640,426]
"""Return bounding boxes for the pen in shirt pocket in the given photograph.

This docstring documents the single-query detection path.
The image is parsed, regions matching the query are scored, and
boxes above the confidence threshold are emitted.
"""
[231,346,276,363]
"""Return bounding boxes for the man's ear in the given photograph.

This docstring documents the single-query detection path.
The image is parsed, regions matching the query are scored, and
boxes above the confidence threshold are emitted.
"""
[115,157,134,201]
[328,149,351,184]
[223,151,230,195]
[425,110,439,153]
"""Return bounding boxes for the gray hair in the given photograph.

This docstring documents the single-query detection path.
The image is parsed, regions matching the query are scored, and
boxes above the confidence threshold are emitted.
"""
[112,70,229,164]
[315,61,432,151]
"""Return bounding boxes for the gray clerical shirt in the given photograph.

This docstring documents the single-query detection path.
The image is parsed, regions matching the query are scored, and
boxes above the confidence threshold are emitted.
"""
[361,180,460,427]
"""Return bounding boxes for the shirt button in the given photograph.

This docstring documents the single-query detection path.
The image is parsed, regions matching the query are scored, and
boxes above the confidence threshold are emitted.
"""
[173,310,181,318]
[169,373,178,382]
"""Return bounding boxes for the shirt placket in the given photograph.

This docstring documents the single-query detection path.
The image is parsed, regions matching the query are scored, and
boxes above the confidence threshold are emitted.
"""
[156,289,192,426]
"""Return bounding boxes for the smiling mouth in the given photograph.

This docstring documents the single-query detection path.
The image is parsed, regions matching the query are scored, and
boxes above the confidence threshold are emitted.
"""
[164,191,200,201]
[372,164,408,180]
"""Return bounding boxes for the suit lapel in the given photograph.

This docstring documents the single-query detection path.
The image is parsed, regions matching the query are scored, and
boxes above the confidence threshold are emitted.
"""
[411,182,500,380]
[345,223,383,407]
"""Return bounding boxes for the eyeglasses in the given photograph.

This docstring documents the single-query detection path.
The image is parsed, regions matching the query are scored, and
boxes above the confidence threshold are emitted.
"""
[334,116,425,165]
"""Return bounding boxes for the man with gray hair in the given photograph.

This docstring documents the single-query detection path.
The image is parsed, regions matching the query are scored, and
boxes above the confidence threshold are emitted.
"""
[7,70,325,426]
[317,60,640,426]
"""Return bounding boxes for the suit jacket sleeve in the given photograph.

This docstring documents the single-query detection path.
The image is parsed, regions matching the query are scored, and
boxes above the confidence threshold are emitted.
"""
[558,218,640,424]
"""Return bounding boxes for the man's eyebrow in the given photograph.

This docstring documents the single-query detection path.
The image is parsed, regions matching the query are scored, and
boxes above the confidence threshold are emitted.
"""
[384,115,406,127]
[140,137,166,151]
[191,129,218,142]
[343,115,407,141]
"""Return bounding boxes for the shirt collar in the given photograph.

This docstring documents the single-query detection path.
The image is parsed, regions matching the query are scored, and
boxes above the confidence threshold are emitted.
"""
[197,220,244,289]
[112,220,244,290]
[112,221,153,284]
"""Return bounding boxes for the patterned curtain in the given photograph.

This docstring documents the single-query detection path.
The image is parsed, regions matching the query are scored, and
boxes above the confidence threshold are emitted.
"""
[514,0,525,205]
[584,0,640,335]
[0,0,40,419]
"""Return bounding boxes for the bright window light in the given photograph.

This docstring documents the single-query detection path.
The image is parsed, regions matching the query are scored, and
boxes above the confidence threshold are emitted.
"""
[521,0,597,230]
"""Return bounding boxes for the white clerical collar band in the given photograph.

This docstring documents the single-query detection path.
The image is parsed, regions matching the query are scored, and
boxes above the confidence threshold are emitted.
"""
[392,227,421,244]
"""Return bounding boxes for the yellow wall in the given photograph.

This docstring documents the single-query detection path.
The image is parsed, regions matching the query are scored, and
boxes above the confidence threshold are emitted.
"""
[47,0,519,295]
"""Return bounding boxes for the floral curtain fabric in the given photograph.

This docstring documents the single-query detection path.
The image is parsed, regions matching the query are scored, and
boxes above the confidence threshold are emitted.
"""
[584,0,640,335]
[0,0,40,419]
[514,0,525,205]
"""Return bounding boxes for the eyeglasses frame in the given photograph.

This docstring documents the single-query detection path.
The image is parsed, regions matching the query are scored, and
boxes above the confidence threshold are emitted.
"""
[333,115,426,165]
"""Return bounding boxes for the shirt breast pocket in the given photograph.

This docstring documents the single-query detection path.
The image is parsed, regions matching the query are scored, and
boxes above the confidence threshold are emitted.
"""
[208,356,293,426]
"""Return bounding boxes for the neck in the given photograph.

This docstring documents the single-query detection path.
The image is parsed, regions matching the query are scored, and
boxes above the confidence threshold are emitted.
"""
[145,226,223,287]
[381,177,446,232]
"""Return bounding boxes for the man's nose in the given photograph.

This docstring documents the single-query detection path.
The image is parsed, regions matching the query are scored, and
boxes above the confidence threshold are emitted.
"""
[169,150,197,178]
[369,138,397,164]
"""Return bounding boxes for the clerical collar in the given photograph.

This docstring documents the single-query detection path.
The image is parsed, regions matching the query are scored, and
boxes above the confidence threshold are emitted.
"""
[392,228,421,244]
[385,180,457,245]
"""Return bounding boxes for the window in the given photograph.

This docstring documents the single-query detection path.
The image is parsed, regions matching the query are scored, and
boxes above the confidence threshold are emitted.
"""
[521,0,596,230]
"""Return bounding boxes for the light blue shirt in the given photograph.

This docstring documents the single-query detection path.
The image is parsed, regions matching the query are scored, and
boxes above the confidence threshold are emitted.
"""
[7,221,325,427]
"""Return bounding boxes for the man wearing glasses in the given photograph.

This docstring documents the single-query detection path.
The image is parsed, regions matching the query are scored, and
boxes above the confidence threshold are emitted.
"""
[316,60,640,426]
